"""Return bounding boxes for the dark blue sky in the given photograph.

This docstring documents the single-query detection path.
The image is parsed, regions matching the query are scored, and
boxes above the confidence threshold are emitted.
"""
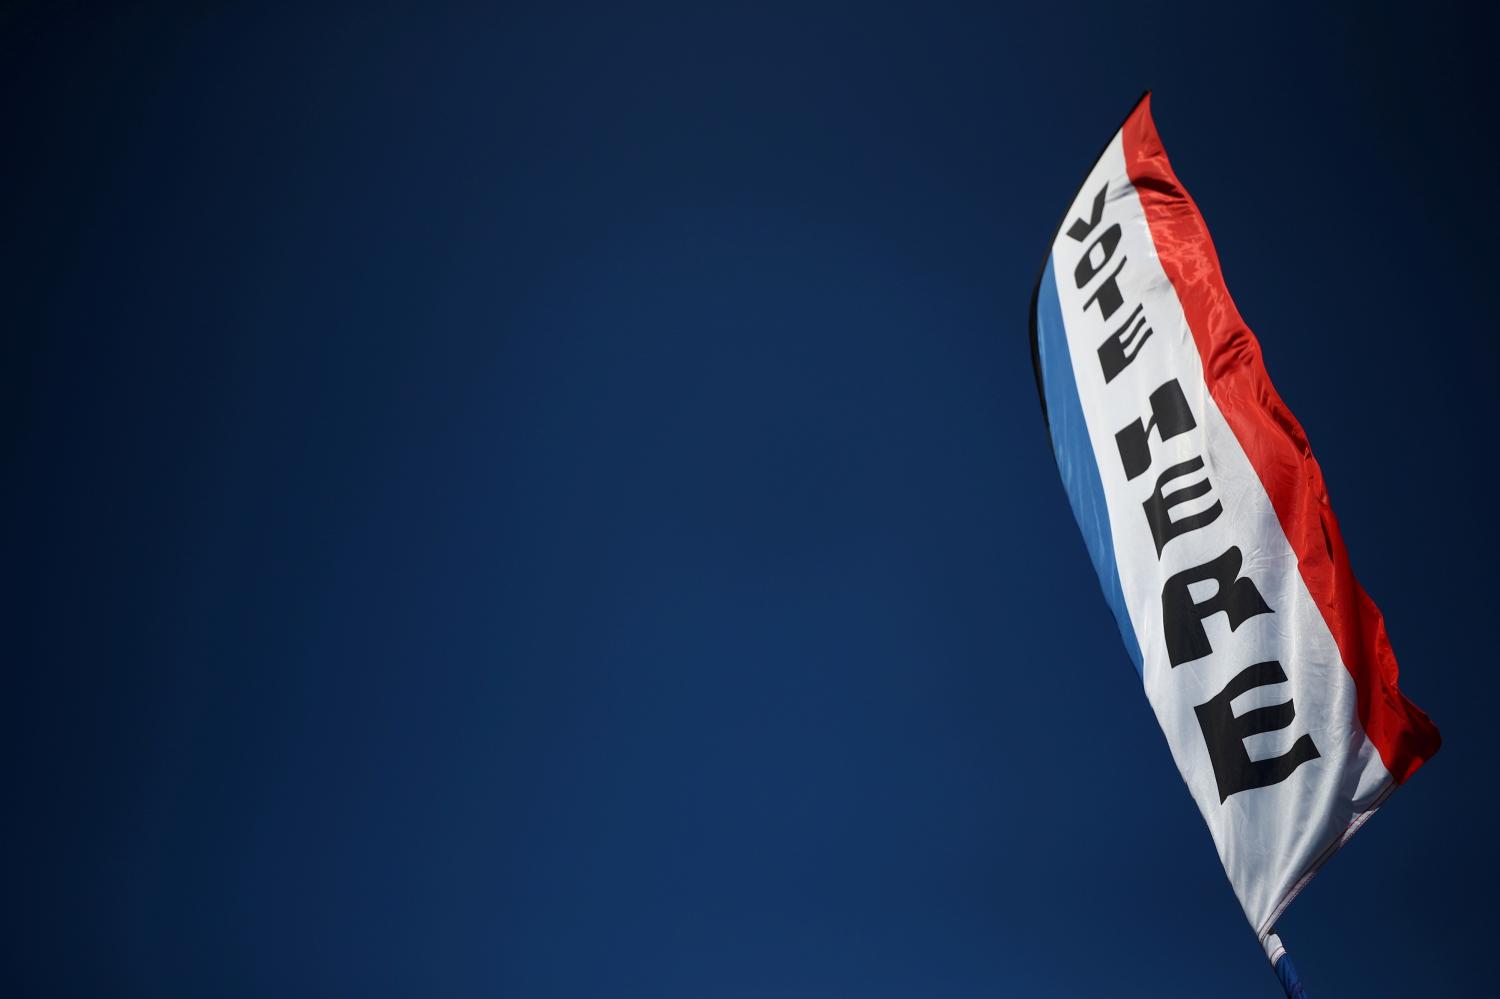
[8,3,1498,996]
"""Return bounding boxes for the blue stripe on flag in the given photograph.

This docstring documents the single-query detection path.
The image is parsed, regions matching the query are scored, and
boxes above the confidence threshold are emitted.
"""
[1034,258,1143,675]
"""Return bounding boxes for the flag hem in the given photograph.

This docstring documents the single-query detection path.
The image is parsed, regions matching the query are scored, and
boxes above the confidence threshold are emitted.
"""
[1254,778,1396,943]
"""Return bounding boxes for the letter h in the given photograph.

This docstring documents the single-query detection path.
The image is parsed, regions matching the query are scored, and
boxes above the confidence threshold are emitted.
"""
[1116,378,1196,481]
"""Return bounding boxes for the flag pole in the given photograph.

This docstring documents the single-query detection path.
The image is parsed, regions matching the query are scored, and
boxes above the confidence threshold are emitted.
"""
[1263,929,1309,998]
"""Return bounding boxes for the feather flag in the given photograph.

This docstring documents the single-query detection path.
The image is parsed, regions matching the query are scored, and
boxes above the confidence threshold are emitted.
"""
[1029,94,1440,993]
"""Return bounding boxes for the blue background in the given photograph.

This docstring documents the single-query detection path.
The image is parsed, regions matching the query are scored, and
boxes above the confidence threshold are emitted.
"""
[8,3,1497,995]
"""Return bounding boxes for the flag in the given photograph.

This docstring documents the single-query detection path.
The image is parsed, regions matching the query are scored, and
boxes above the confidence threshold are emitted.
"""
[1028,93,1440,968]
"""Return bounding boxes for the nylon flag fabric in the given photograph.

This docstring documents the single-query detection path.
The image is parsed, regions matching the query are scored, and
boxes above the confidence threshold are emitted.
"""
[1029,94,1441,956]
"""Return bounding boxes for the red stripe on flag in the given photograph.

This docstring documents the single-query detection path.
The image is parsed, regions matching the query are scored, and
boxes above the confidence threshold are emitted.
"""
[1120,95,1440,783]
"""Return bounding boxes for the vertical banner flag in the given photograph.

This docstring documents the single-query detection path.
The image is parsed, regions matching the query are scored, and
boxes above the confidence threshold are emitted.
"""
[1029,94,1440,985]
